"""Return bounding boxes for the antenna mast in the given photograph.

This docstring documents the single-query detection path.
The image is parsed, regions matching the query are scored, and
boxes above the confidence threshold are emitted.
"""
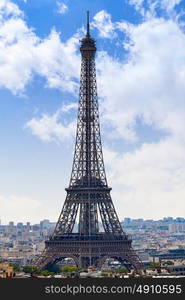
[86,10,90,37]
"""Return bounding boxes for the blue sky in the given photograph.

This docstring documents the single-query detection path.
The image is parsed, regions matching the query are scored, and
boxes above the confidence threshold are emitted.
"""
[0,0,185,224]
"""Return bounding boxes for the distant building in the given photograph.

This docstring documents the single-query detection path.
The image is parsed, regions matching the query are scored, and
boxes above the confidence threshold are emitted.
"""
[163,217,173,222]
[175,218,185,222]
[17,223,23,229]
[124,218,131,223]
[151,249,185,262]
[40,219,50,230]
[167,265,185,276]
[168,223,185,233]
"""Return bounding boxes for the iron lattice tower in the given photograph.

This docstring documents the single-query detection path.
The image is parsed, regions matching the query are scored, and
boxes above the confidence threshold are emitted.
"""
[36,12,142,270]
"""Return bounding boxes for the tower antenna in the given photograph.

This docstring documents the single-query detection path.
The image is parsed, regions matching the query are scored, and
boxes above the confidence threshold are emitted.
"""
[86,10,90,37]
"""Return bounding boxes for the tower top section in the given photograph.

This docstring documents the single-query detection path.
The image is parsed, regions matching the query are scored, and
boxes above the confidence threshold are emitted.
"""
[86,10,90,37]
[80,11,96,56]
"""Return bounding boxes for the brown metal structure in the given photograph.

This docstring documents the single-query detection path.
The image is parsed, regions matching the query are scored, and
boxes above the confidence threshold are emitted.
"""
[36,12,142,270]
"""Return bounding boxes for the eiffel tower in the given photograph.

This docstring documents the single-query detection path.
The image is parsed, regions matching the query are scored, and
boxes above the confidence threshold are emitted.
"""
[36,12,142,271]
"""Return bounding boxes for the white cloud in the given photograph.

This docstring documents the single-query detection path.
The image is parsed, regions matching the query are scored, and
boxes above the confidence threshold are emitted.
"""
[60,102,78,112]
[25,7,185,219]
[0,17,39,93]
[35,29,80,93]
[104,136,185,220]
[129,0,183,17]
[97,17,185,142]
[57,1,68,15]
[1,2,185,220]
[92,10,116,38]
[0,0,22,19]
[0,194,42,224]
[25,104,77,143]
[0,1,80,94]
[94,9,185,219]
[161,0,182,11]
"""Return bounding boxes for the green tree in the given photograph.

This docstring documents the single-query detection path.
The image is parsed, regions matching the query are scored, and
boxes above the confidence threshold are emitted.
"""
[10,264,21,273]
[148,262,161,269]
[163,261,174,265]
[39,270,54,276]
[117,267,128,273]
[23,266,39,274]
[61,265,78,273]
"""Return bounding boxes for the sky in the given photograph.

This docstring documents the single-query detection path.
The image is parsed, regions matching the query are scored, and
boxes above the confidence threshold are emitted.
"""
[0,0,185,224]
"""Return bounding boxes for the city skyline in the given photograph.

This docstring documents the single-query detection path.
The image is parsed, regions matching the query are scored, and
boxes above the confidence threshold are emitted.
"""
[1,214,185,274]
[0,0,185,224]
[1,216,185,226]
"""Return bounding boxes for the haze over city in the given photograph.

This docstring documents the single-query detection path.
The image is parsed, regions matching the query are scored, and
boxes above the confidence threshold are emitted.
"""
[0,0,185,224]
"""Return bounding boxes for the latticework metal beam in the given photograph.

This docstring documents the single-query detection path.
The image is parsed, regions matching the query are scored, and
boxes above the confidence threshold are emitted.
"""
[36,12,142,271]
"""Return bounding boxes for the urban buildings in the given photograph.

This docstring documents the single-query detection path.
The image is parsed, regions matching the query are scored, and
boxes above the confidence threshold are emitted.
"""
[0,217,185,273]
[0,220,55,266]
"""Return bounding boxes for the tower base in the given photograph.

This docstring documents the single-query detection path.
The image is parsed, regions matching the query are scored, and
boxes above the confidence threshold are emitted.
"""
[36,234,142,270]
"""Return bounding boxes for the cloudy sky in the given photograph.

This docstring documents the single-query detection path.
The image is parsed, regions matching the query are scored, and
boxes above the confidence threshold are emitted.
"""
[0,0,185,224]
